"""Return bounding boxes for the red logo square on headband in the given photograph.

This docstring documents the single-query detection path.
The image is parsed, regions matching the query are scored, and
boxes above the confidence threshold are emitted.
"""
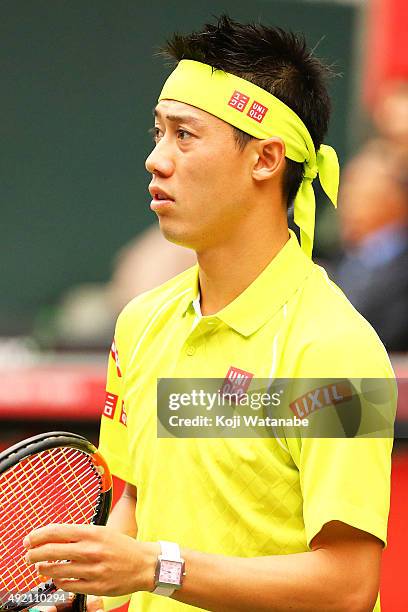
[103,392,118,419]
[247,101,268,123]
[228,90,250,112]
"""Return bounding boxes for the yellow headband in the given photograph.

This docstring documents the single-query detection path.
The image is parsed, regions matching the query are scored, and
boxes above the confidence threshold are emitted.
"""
[158,60,339,258]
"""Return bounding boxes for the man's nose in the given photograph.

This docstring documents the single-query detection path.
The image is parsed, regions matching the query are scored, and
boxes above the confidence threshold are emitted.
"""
[145,141,175,177]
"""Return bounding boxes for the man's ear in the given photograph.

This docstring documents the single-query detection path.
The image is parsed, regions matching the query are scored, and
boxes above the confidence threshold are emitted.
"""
[252,137,286,182]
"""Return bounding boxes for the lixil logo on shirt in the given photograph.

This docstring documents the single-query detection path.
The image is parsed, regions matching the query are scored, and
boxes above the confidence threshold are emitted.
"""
[290,381,352,418]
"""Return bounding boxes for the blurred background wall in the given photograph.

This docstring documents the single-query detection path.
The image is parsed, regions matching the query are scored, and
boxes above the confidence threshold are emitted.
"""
[1,0,356,336]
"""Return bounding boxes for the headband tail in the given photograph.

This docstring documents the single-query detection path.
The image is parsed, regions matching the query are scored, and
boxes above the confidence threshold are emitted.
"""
[293,181,316,259]
[317,144,339,208]
[294,144,339,258]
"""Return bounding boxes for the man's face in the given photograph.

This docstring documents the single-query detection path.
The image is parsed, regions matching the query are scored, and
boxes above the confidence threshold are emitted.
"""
[145,100,256,251]
[339,156,407,246]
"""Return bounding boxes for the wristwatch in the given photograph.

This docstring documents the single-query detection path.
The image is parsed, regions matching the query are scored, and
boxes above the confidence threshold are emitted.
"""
[152,540,186,596]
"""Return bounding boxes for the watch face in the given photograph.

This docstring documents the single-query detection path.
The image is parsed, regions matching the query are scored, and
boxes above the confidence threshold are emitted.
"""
[159,559,183,584]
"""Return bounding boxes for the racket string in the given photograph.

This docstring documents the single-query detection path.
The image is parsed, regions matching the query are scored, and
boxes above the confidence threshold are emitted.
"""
[0,447,102,594]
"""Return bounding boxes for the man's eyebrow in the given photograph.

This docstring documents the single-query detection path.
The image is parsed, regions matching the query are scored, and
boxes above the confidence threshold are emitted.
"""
[153,107,205,128]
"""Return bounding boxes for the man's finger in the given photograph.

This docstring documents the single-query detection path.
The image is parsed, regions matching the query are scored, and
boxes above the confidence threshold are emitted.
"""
[23,524,91,548]
[25,543,82,564]
[35,561,93,581]
[86,596,104,612]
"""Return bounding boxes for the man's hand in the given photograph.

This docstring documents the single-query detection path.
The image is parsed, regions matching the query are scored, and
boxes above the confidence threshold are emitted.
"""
[84,595,104,612]
[23,524,159,596]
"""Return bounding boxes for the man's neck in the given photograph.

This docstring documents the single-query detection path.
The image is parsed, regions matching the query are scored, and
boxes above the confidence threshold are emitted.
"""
[197,223,290,316]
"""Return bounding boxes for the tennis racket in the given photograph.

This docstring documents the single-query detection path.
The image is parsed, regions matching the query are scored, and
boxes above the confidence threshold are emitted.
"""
[0,431,112,612]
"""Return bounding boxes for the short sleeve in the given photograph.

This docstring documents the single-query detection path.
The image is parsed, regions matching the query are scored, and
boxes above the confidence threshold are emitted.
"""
[287,324,395,548]
[98,311,136,485]
[297,436,392,547]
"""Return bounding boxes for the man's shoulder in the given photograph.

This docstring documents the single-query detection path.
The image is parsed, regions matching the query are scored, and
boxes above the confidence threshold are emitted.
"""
[293,263,394,378]
[304,262,376,332]
[117,264,197,329]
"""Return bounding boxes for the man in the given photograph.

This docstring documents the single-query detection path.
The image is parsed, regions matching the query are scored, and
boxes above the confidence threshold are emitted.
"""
[25,15,394,612]
[334,141,408,351]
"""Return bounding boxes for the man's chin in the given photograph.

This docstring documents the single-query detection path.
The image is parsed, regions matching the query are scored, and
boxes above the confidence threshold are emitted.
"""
[157,221,197,250]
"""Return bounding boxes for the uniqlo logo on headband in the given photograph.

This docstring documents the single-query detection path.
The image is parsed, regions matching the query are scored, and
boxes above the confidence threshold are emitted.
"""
[247,101,268,123]
[228,90,250,112]
[103,392,118,419]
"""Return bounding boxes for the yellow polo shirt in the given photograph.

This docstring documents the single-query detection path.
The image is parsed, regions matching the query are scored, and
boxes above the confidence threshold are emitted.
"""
[99,231,394,612]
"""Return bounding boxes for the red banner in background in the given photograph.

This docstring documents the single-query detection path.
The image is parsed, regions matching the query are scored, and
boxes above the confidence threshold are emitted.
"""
[363,0,408,108]
[0,365,106,420]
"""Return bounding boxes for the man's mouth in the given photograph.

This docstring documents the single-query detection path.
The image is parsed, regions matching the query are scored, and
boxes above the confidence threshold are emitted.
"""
[149,186,175,212]
[149,185,174,201]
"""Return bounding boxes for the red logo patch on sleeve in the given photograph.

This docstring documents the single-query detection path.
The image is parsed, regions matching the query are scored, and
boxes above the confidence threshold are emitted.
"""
[110,339,122,378]
[119,400,127,427]
[247,101,268,123]
[103,392,118,419]
[228,90,250,112]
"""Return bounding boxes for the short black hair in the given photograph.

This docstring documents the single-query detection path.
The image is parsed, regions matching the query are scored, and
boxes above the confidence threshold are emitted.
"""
[161,14,334,207]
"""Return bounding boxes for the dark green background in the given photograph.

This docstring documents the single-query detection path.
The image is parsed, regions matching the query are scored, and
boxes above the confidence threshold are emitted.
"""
[1,0,356,332]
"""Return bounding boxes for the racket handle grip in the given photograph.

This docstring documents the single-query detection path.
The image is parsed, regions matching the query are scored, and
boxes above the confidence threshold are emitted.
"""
[71,595,87,612]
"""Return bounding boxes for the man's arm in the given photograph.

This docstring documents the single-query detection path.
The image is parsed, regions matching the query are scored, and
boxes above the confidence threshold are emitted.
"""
[97,483,138,611]
[106,482,137,537]
[171,521,382,612]
[27,520,382,611]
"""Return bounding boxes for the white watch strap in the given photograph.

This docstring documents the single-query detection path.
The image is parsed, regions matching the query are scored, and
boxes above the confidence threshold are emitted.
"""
[152,540,182,597]
[159,540,181,561]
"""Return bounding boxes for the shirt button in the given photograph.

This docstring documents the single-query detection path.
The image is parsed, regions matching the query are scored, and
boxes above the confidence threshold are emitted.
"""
[186,345,196,356]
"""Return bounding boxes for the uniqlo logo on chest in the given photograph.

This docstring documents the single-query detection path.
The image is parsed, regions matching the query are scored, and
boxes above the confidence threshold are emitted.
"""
[247,101,268,123]
[103,392,118,419]
[221,366,254,397]
[228,90,250,112]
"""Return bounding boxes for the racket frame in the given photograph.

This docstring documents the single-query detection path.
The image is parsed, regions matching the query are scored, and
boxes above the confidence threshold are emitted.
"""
[0,432,112,612]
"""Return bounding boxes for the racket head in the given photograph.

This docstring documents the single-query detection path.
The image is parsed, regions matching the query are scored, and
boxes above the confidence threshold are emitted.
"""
[0,432,112,611]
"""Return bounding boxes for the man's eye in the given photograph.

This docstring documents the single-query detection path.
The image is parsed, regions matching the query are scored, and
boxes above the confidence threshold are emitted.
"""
[177,129,191,140]
[149,127,162,143]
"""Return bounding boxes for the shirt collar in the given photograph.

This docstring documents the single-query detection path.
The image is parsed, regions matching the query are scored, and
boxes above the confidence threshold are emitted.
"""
[182,230,313,337]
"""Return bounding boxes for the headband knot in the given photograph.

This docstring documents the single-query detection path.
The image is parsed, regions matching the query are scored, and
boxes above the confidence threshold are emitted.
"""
[304,164,319,181]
